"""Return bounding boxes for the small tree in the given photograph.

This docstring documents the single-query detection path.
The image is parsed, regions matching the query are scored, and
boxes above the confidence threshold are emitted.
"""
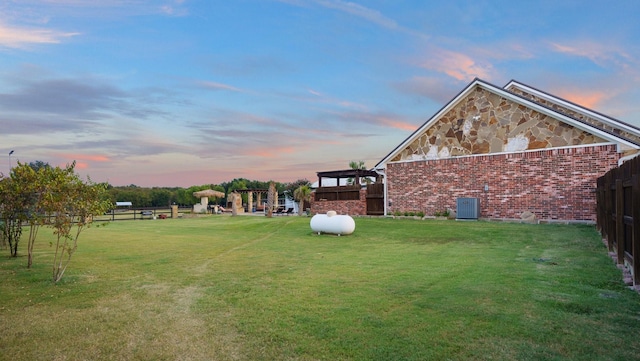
[12,163,47,268]
[293,185,311,216]
[0,176,24,257]
[41,163,112,283]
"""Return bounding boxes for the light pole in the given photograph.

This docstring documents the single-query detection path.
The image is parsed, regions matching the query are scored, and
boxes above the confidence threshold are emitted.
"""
[8,150,14,173]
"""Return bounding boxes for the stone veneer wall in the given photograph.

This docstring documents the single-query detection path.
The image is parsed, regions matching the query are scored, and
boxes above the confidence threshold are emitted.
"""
[310,189,367,216]
[507,86,640,145]
[392,86,607,162]
[387,144,619,221]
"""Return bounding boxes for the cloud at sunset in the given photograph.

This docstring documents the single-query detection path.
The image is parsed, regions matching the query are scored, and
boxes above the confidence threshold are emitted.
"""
[549,41,631,68]
[0,22,78,49]
[556,90,610,110]
[420,48,493,81]
[245,145,296,158]
[58,154,111,163]
[197,80,244,93]
[374,116,417,131]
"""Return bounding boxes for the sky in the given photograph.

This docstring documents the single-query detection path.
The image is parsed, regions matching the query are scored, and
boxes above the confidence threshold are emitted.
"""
[1,0,639,187]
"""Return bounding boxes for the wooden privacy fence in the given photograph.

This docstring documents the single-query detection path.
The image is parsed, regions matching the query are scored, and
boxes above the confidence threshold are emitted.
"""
[314,185,361,201]
[366,183,384,215]
[596,155,640,285]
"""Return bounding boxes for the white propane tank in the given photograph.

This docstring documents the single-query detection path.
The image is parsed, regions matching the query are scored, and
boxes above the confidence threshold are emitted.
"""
[310,211,355,236]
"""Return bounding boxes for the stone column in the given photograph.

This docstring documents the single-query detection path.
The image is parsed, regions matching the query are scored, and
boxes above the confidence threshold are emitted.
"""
[171,204,179,219]
[248,191,253,213]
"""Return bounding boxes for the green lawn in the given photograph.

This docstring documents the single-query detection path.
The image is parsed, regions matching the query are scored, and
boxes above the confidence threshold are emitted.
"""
[1,216,639,360]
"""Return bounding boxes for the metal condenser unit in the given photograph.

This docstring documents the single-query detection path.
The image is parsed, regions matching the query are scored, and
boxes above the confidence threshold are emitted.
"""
[456,198,480,219]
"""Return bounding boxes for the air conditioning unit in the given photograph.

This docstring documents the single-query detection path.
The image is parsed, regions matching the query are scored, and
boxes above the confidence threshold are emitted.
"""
[457,198,480,220]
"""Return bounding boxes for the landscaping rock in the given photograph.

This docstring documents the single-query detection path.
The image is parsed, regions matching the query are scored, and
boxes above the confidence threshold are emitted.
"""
[520,210,536,223]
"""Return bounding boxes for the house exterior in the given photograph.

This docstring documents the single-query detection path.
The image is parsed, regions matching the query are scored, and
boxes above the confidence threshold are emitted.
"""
[373,78,640,222]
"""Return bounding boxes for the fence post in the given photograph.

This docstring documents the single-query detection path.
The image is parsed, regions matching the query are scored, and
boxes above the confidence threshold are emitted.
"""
[615,178,624,265]
[633,174,640,286]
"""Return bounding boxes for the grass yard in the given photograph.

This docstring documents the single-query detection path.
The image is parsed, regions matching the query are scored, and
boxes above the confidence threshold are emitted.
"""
[1,216,639,360]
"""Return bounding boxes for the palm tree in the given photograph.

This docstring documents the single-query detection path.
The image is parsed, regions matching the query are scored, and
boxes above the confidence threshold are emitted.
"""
[347,160,371,185]
[349,160,365,170]
[293,185,311,216]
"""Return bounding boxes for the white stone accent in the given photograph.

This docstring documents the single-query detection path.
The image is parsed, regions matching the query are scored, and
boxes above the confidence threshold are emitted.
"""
[438,146,450,158]
[505,134,529,152]
[426,145,439,159]
[463,119,473,136]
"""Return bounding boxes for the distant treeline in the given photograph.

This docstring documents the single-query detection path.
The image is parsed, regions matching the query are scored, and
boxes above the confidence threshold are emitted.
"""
[106,178,310,208]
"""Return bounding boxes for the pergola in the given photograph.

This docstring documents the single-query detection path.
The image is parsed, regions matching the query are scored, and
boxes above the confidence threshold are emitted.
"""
[233,188,271,212]
[316,169,381,187]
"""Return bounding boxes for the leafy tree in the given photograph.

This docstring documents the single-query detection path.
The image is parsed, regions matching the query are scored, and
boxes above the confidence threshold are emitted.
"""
[283,179,310,201]
[107,185,152,207]
[0,176,24,257]
[0,219,5,250]
[150,188,172,207]
[0,162,111,279]
[185,185,210,205]
[0,162,46,260]
[293,185,312,216]
[11,163,47,267]
[42,163,112,283]
[28,160,51,172]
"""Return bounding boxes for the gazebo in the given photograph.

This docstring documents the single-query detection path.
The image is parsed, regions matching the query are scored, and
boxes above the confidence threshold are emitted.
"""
[193,189,225,213]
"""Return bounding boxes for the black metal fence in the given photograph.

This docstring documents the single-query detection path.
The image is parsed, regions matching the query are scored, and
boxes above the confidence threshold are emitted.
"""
[596,155,640,285]
[94,206,191,222]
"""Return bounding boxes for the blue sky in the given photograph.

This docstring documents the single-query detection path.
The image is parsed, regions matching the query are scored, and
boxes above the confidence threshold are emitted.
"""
[1,0,639,187]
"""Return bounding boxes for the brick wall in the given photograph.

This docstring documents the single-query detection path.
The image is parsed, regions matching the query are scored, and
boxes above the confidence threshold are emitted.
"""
[310,189,367,215]
[387,145,620,221]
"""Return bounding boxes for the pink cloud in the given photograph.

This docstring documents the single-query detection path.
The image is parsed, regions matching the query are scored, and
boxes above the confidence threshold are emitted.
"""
[74,162,89,170]
[58,153,111,162]
[376,116,417,131]
[549,41,634,71]
[0,22,79,49]
[420,49,492,81]
[245,145,296,158]
[556,89,610,109]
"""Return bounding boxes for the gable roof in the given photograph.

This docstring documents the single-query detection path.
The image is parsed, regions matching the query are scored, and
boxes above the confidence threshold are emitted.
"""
[504,80,640,145]
[374,78,640,170]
